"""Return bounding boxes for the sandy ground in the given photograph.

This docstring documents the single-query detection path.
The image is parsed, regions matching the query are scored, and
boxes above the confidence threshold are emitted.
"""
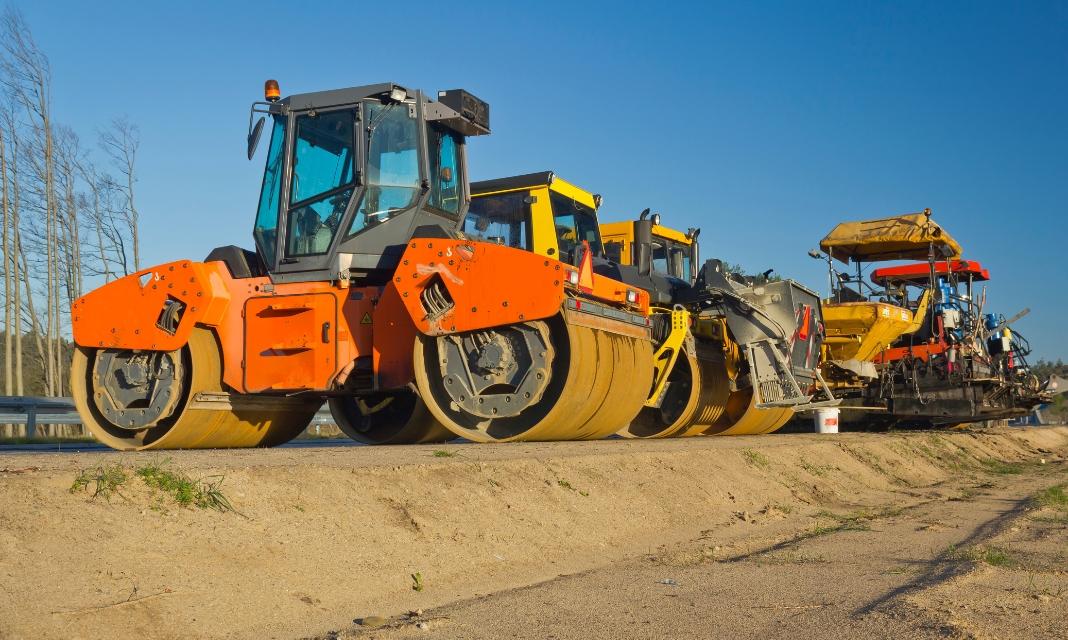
[0,427,1065,640]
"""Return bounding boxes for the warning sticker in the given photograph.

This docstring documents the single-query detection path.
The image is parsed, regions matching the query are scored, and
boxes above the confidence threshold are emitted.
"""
[361,312,372,324]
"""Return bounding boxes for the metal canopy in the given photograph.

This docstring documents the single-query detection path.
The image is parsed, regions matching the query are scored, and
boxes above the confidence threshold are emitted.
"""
[819,211,962,264]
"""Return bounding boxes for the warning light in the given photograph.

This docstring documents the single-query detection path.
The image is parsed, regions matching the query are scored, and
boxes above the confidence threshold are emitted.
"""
[264,79,280,102]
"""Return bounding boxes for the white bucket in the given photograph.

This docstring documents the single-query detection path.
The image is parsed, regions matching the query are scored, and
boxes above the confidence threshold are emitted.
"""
[814,408,840,434]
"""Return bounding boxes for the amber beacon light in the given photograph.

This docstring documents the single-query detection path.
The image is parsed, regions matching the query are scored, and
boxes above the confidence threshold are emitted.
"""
[264,79,280,102]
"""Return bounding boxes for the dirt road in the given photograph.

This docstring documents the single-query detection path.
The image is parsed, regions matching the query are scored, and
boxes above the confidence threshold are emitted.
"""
[345,454,1067,639]
[1,427,1065,640]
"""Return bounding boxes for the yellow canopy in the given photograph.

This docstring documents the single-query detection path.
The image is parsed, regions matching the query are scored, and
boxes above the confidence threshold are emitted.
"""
[819,211,962,264]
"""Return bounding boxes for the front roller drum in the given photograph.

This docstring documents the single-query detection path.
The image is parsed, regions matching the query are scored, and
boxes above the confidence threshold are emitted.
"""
[72,327,320,450]
[414,316,653,443]
[328,388,454,445]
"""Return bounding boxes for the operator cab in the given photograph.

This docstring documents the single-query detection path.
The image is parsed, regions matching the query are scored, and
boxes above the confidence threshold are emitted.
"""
[243,81,489,284]
[466,171,603,266]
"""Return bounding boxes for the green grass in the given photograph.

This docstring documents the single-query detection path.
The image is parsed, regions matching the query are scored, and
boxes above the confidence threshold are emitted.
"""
[555,479,589,496]
[980,459,1024,475]
[799,459,834,477]
[947,544,1017,568]
[411,572,424,592]
[432,449,457,458]
[135,459,239,514]
[741,448,770,470]
[1034,484,1068,510]
[70,463,128,501]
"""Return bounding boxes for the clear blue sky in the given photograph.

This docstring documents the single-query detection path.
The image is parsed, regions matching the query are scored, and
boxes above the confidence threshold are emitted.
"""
[19,0,1068,360]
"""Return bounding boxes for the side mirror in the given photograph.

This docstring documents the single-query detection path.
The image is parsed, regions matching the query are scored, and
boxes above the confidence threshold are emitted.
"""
[247,116,266,160]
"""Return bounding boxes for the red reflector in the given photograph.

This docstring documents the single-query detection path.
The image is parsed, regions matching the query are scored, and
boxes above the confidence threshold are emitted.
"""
[798,305,812,341]
[574,300,582,310]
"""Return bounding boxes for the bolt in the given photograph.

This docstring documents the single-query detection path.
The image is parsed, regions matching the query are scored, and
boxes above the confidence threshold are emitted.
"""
[502,301,509,307]
[403,259,409,265]
[403,292,409,297]
[492,407,498,415]
[471,306,478,313]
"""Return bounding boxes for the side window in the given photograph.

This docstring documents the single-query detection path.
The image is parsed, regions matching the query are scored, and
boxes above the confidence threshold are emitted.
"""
[463,192,530,249]
[651,242,668,274]
[254,116,286,263]
[349,102,421,236]
[549,192,603,264]
[286,109,356,257]
[428,125,461,215]
[604,240,623,264]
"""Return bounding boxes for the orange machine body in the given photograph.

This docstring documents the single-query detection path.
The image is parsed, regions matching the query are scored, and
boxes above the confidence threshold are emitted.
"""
[71,239,649,396]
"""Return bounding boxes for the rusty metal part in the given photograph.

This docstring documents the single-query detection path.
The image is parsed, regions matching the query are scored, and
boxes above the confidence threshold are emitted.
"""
[72,327,320,450]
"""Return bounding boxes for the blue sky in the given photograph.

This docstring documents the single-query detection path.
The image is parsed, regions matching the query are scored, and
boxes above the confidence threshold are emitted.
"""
[19,0,1068,360]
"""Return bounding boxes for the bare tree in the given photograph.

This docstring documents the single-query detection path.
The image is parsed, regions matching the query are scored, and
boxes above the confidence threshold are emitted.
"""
[1,107,10,398]
[1,7,62,396]
[99,117,140,271]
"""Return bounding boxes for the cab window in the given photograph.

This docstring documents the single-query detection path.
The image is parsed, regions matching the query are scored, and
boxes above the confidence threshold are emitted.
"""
[348,101,421,237]
[254,115,286,263]
[550,192,602,262]
[463,192,530,249]
[427,125,462,215]
[286,109,356,256]
[652,241,668,274]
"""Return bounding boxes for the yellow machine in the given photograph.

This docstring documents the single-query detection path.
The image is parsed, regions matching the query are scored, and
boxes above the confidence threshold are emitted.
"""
[815,211,949,389]
[598,212,834,436]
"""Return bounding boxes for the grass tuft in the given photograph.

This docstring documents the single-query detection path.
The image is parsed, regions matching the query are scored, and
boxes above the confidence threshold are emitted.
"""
[432,449,457,458]
[741,449,770,470]
[947,544,1017,568]
[135,459,239,514]
[70,463,128,501]
[1034,484,1068,510]
[411,572,424,592]
[799,459,834,477]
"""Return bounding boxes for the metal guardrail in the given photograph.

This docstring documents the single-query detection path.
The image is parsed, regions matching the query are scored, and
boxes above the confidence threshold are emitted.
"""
[0,396,337,439]
[0,396,82,438]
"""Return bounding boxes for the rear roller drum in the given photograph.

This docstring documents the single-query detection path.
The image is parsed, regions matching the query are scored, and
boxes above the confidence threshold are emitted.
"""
[621,351,701,438]
[72,327,320,450]
[328,388,454,445]
[705,388,793,436]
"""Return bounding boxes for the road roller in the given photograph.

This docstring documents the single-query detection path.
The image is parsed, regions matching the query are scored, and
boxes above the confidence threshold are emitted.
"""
[598,213,837,437]
[70,81,659,450]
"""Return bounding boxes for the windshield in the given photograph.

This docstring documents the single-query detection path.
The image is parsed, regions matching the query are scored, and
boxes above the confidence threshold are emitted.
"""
[463,191,530,249]
[348,101,421,237]
[550,191,602,262]
[254,115,286,263]
[285,108,356,256]
[652,237,692,280]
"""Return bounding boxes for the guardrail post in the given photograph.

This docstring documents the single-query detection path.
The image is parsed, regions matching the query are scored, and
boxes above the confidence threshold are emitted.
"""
[25,404,36,439]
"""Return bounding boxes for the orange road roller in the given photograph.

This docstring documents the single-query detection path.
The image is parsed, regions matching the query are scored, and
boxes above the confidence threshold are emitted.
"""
[70,82,656,449]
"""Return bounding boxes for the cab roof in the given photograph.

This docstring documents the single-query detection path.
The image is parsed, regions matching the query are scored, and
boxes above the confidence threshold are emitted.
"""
[819,212,962,264]
[471,171,599,210]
